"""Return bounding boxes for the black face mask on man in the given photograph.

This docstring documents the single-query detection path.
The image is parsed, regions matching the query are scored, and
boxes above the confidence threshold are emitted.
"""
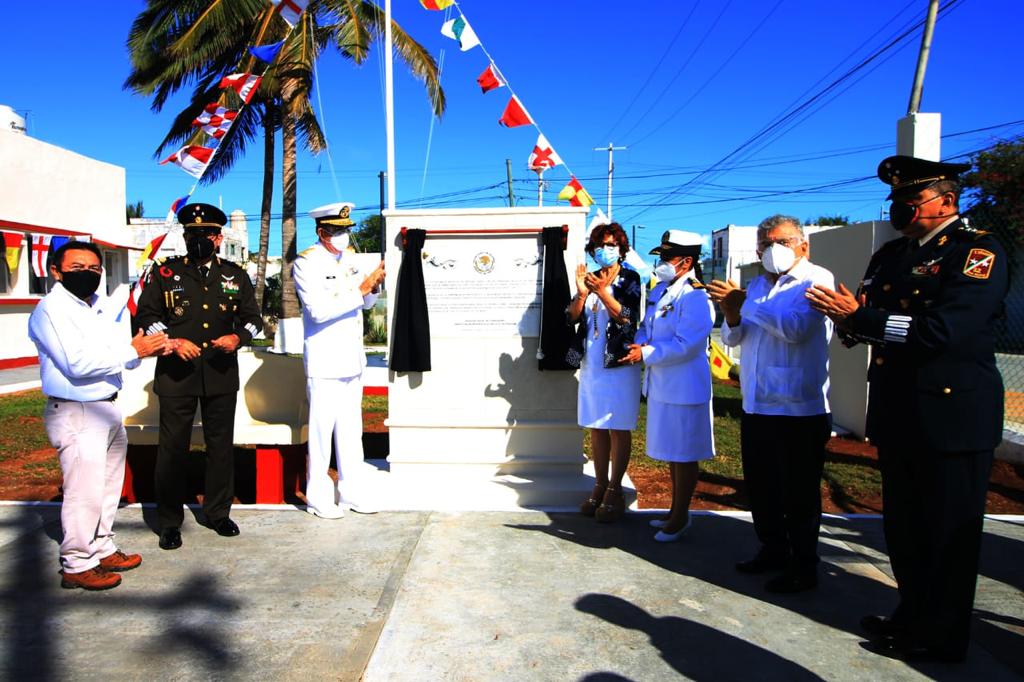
[889,193,944,231]
[185,235,216,261]
[60,270,101,300]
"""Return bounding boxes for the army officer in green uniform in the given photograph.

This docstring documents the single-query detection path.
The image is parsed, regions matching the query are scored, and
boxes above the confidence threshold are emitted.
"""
[134,203,263,551]
[806,156,1009,662]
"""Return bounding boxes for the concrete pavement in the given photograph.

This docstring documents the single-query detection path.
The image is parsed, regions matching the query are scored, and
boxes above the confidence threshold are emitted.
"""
[0,506,1020,681]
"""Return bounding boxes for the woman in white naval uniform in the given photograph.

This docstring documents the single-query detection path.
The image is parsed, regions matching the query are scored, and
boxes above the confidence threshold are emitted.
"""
[622,230,715,542]
[292,202,386,519]
[567,223,643,523]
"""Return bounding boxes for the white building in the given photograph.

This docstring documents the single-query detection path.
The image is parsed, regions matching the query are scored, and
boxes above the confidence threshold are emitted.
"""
[708,222,844,286]
[127,208,248,282]
[0,109,134,368]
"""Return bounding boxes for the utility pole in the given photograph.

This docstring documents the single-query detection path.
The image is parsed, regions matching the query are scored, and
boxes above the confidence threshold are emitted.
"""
[594,143,627,219]
[506,158,515,207]
[535,169,545,207]
[631,224,645,250]
[908,0,940,115]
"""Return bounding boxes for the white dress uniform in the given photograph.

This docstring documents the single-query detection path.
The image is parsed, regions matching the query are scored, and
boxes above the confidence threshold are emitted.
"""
[27,283,141,574]
[577,290,642,430]
[637,273,716,462]
[292,241,378,514]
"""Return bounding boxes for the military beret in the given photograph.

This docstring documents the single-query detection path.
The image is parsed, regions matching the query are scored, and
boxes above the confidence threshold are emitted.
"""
[877,155,971,200]
[177,203,227,229]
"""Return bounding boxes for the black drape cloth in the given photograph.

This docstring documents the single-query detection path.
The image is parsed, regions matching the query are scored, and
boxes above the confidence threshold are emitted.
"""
[389,228,431,372]
[538,226,574,370]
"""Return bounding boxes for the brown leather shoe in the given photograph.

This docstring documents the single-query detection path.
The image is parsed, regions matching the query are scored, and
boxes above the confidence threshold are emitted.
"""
[99,550,142,572]
[61,566,122,591]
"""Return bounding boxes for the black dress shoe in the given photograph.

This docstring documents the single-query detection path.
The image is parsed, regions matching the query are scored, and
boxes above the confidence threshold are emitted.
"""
[861,614,906,639]
[210,518,240,537]
[159,528,182,550]
[860,638,966,663]
[764,571,817,593]
[735,552,788,574]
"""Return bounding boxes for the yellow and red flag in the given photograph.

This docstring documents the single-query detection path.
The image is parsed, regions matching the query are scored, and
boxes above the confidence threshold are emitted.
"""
[1,231,23,279]
[558,176,594,208]
[419,0,455,9]
[709,340,734,381]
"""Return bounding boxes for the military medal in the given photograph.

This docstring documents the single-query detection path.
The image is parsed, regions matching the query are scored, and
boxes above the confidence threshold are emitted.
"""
[173,306,185,317]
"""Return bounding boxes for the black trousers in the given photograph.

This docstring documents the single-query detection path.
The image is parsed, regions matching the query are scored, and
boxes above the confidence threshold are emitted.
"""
[877,442,992,655]
[156,393,237,530]
[740,412,831,572]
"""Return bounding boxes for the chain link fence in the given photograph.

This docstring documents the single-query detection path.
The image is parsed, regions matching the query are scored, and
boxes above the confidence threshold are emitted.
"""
[965,206,1023,434]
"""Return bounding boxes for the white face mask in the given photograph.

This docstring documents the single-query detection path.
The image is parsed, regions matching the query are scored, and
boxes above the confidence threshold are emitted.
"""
[761,242,797,274]
[654,260,678,282]
[329,232,350,252]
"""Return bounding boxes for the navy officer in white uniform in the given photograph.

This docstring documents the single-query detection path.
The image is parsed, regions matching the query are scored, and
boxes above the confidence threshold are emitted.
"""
[621,230,716,542]
[292,202,386,518]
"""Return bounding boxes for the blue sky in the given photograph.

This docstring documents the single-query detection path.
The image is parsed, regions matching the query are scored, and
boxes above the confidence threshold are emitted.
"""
[3,1,1022,257]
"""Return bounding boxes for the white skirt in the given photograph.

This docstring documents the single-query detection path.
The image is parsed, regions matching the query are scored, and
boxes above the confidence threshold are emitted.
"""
[578,361,642,431]
[646,399,715,462]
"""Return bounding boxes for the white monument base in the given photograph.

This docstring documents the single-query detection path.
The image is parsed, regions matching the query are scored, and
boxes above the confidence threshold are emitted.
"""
[272,316,305,354]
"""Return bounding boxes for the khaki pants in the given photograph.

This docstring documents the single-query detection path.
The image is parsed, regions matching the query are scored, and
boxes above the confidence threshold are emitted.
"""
[44,398,127,573]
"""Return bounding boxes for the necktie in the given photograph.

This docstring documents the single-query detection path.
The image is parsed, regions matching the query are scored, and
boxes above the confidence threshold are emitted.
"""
[199,265,209,279]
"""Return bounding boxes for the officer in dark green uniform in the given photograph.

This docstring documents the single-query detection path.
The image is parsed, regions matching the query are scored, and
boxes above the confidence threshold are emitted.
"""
[807,156,1009,662]
[133,203,263,550]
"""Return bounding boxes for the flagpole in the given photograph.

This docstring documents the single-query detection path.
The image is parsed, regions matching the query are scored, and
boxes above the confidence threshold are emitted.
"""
[385,0,396,210]
[536,168,544,207]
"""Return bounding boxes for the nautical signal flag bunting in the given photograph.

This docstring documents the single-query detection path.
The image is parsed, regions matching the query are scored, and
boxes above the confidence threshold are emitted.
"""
[499,96,533,128]
[219,73,262,104]
[161,145,214,178]
[477,64,505,94]
[270,0,308,27]
[558,176,594,208]
[441,15,480,51]
[420,0,454,9]
[528,134,563,171]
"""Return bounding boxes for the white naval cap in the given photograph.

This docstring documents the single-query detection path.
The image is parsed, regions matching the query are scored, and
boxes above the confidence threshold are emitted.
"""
[649,229,703,257]
[309,202,356,227]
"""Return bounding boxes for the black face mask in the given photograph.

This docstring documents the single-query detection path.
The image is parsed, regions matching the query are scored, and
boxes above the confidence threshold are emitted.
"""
[60,270,101,300]
[186,235,216,261]
[889,193,943,231]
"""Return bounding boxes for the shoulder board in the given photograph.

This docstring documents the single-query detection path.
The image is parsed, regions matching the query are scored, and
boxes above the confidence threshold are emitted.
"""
[689,280,705,289]
[954,225,992,241]
[298,246,317,258]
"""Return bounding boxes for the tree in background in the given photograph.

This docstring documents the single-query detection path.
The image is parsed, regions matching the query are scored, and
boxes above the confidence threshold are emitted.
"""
[352,213,383,254]
[962,140,1023,247]
[805,214,848,226]
[126,201,145,221]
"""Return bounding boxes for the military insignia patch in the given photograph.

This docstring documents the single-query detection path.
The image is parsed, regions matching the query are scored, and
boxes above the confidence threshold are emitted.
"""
[220,275,240,295]
[159,266,174,278]
[173,306,185,317]
[963,248,995,280]
[937,235,948,247]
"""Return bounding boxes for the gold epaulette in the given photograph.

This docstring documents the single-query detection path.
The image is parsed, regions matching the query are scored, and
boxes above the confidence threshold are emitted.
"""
[298,246,317,257]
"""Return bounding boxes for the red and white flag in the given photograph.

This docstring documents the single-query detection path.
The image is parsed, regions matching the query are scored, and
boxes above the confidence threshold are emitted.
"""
[192,103,238,128]
[499,96,533,128]
[270,0,308,27]
[528,134,563,171]
[219,73,262,104]
[199,118,234,140]
[476,64,505,94]
[161,145,215,178]
[30,234,52,278]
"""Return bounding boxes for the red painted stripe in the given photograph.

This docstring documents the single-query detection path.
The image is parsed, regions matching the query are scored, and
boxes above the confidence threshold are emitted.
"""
[363,385,388,396]
[0,298,41,306]
[0,356,38,370]
[0,219,88,237]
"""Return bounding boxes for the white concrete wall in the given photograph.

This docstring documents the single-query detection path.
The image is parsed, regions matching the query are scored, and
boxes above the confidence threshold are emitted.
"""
[0,132,127,244]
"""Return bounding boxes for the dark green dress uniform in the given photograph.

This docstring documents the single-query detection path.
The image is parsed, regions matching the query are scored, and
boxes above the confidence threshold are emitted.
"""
[840,157,1009,658]
[133,219,262,533]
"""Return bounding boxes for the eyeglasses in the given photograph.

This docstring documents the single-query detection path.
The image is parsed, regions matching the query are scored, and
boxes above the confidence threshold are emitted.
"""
[757,236,803,250]
[63,265,103,274]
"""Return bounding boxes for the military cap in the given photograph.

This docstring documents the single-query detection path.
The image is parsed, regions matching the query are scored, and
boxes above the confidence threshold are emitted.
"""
[877,155,971,200]
[309,202,355,228]
[649,229,703,258]
[177,203,227,229]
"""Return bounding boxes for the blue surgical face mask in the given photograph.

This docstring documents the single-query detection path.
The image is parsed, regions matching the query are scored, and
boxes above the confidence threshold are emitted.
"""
[593,246,619,268]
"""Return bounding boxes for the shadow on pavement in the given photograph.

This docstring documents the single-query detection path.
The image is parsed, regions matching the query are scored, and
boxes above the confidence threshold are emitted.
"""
[575,593,824,681]
[0,506,242,679]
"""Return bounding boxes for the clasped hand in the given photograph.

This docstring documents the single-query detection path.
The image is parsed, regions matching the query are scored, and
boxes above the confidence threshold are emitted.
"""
[360,261,386,296]
[706,279,746,320]
[805,283,863,325]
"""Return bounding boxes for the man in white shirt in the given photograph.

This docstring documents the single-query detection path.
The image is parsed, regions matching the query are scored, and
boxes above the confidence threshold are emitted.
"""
[292,203,385,518]
[708,214,834,593]
[28,241,170,590]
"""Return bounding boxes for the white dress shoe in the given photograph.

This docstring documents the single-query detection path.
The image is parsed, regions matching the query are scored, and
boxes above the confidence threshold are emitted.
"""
[306,504,345,520]
[653,516,692,542]
[340,499,379,515]
[649,518,669,529]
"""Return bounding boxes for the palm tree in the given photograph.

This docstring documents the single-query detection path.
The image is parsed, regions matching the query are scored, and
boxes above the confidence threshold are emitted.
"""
[125,0,445,317]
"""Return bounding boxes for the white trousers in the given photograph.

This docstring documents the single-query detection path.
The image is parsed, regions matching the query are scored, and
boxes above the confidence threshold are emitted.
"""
[305,376,366,511]
[43,398,127,574]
